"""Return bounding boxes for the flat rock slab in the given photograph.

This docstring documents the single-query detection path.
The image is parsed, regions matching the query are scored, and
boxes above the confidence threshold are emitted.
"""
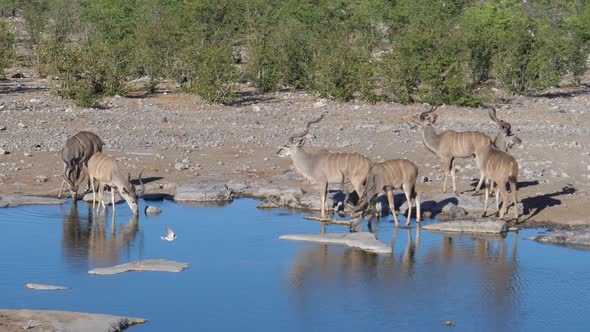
[82,192,123,205]
[174,180,233,202]
[0,309,145,332]
[422,219,507,234]
[0,195,65,208]
[529,230,590,249]
[26,283,69,291]
[280,232,391,255]
[88,259,189,275]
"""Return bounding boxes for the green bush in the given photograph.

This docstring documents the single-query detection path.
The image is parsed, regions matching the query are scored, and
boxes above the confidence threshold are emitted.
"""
[0,21,15,77]
[7,0,590,105]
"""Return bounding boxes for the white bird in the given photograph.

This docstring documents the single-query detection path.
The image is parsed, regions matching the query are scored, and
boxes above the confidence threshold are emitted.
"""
[160,226,176,241]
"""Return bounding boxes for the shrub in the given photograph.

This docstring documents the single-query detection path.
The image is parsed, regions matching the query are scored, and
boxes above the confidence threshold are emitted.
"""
[0,21,15,77]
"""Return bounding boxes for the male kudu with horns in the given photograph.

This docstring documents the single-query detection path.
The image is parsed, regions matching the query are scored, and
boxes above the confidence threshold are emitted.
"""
[420,105,521,194]
[58,131,104,199]
[277,113,372,218]
[88,152,144,215]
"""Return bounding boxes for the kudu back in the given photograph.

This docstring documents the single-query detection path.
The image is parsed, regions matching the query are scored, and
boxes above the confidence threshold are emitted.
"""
[87,152,144,215]
[59,131,104,199]
[277,113,372,218]
[351,159,421,230]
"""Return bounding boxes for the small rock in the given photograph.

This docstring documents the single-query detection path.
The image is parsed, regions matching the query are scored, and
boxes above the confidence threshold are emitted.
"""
[145,206,162,215]
[24,152,32,157]
[0,148,8,155]
[0,125,6,131]
[420,176,429,183]
[34,175,48,183]
[162,116,168,123]
[18,123,27,128]
[26,283,69,291]
[174,162,188,171]
[218,161,224,166]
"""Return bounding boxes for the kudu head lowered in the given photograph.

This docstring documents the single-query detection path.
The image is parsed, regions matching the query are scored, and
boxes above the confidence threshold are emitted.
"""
[277,113,326,158]
[487,106,522,150]
[120,170,145,215]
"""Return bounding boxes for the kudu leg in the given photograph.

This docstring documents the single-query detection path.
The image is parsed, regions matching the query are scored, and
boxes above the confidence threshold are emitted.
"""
[319,182,328,218]
[450,158,457,193]
[386,190,399,227]
[442,158,451,193]
[91,177,97,209]
[415,191,421,223]
[58,163,67,199]
[403,184,412,226]
[495,186,500,212]
[111,187,116,216]
[510,180,518,221]
[498,185,509,219]
[482,179,490,218]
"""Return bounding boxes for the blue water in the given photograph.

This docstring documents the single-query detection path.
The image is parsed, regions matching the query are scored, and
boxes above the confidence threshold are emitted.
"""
[0,199,589,331]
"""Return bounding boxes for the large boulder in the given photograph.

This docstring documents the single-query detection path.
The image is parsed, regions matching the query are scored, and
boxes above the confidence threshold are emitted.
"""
[280,232,391,255]
[0,195,65,208]
[88,259,189,275]
[82,191,123,205]
[422,219,507,234]
[427,193,485,214]
[174,180,233,202]
[0,309,145,332]
[529,230,590,249]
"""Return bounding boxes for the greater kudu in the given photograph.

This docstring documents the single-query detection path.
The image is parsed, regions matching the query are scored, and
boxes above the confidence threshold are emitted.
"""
[420,105,520,194]
[87,152,144,215]
[277,113,372,218]
[58,131,104,199]
[350,159,421,231]
[479,144,519,221]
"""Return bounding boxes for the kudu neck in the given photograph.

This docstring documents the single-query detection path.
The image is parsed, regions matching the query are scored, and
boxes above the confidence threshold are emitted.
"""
[422,124,442,154]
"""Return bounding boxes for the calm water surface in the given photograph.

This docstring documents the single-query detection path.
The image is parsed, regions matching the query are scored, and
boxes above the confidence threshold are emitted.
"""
[0,199,589,331]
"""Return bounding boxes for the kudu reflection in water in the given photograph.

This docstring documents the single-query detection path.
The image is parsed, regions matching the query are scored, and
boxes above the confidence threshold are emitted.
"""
[61,201,142,267]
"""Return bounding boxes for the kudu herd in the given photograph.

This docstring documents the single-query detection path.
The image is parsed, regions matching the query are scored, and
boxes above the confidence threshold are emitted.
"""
[56,103,520,228]
[59,131,143,215]
[279,105,521,230]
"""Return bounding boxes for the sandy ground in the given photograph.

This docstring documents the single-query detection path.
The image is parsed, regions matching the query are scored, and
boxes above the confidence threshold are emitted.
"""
[1,68,590,228]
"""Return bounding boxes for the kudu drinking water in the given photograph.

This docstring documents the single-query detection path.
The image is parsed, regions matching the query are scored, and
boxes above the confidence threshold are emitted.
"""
[87,152,144,215]
[58,131,104,199]
[350,159,421,231]
[277,113,372,218]
[420,105,521,194]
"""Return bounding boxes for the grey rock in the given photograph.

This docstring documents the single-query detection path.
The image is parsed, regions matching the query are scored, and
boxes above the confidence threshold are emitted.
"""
[144,205,161,215]
[0,125,6,131]
[0,309,145,331]
[24,151,32,157]
[437,205,469,220]
[529,230,590,249]
[174,180,233,202]
[429,193,485,214]
[26,283,69,291]
[82,191,123,205]
[0,195,65,208]
[0,148,8,155]
[34,175,48,183]
[174,162,188,171]
[422,219,507,234]
[89,260,188,275]
[280,232,391,255]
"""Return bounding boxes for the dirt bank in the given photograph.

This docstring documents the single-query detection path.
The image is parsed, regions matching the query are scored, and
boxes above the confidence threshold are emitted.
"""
[1,71,589,228]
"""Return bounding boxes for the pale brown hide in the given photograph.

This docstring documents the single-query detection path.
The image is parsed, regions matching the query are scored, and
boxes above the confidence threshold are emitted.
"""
[479,145,519,220]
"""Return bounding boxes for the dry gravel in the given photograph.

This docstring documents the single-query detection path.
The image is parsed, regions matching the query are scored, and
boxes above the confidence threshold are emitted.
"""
[1,71,590,227]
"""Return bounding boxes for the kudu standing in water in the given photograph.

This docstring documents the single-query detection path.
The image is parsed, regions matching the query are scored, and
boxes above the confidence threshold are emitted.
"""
[350,159,421,231]
[277,113,372,218]
[87,152,144,215]
[58,131,104,199]
[420,105,521,194]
